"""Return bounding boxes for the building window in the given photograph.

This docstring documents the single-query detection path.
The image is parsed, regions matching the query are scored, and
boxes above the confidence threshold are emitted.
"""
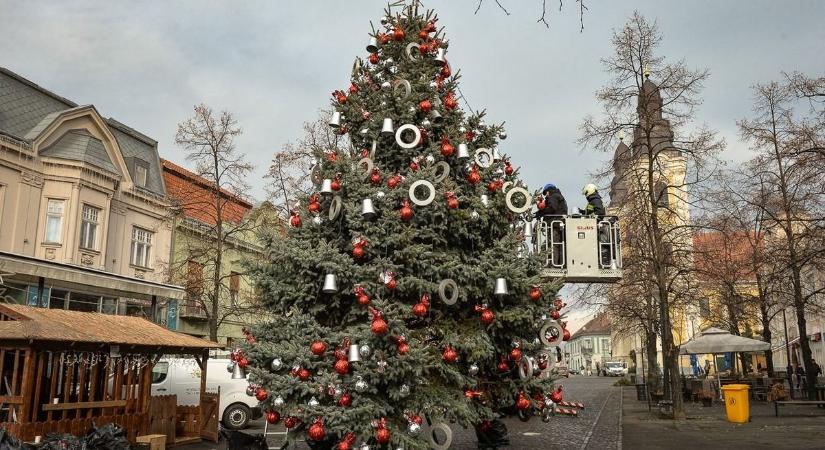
[68,292,101,313]
[134,161,148,188]
[79,204,100,250]
[130,227,153,268]
[44,199,65,243]
[187,261,203,301]
[699,298,711,319]
[655,181,669,208]
[229,271,240,307]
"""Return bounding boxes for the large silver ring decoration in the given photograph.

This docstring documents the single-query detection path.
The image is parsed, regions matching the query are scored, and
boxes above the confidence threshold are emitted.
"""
[518,357,535,380]
[425,422,452,450]
[357,157,374,180]
[393,79,412,99]
[502,181,513,193]
[409,179,436,206]
[505,187,532,214]
[433,162,450,184]
[474,148,493,168]
[404,42,421,61]
[438,279,459,305]
[395,124,422,149]
[539,320,563,347]
[328,196,342,221]
[370,139,377,159]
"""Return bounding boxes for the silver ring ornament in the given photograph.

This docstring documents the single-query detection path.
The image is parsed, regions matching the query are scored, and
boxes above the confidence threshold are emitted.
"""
[328,196,342,220]
[424,422,452,450]
[502,181,513,193]
[370,139,377,159]
[357,157,374,180]
[438,279,459,305]
[539,320,563,347]
[433,162,450,184]
[409,179,436,206]
[404,43,420,61]
[518,357,535,380]
[517,409,532,422]
[505,187,532,214]
[395,124,422,149]
[474,148,493,168]
[393,79,412,99]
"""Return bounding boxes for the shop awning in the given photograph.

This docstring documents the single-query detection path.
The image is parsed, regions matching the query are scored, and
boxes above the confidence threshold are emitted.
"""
[0,251,185,300]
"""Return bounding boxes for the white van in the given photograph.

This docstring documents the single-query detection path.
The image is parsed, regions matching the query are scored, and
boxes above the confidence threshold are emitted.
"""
[151,357,262,430]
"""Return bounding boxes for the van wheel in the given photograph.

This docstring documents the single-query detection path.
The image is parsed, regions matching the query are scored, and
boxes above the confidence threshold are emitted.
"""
[223,403,251,430]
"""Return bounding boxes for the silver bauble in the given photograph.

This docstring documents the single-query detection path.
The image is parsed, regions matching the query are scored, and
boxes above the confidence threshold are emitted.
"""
[273,396,285,407]
[468,363,480,376]
[271,358,283,371]
[499,131,508,140]
[380,17,389,25]
[245,385,256,397]
[381,101,387,107]
[399,384,410,397]
[355,377,368,392]
[227,363,235,373]
[408,422,421,435]
[425,155,435,164]
[377,360,388,374]
[459,126,466,133]
[381,81,392,92]
[422,119,432,129]
[360,128,369,135]
[308,396,319,407]
[376,191,386,199]
[312,216,323,225]
[470,210,480,220]
[359,344,372,358]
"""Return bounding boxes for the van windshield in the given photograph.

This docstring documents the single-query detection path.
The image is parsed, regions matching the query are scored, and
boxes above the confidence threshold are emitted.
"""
[605,362,624,369]
[152,362,169,383]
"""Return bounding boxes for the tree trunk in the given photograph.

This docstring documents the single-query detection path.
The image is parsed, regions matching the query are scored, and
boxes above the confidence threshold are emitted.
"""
[665,344,685,419]
[792,267,817,399]
[645,330,659,393]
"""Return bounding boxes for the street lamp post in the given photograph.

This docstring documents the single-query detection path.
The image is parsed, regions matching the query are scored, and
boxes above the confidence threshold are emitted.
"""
[782,308,793,399]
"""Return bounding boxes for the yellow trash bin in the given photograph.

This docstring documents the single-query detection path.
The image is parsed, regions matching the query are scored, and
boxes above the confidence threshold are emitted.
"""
[721,384,750,423]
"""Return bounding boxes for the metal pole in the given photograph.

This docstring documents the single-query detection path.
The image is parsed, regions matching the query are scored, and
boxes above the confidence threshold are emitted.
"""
[782,309,793,399]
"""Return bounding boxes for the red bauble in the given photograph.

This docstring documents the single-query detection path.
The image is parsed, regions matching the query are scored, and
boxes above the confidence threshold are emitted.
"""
[554,298,565,310]
[533,393,546,410]
[497,359,510,373]
[444,95,457,110]
[516,393,531,411]
[368,53,379,64]
[369,168,382,185]
[550,310,560,320]
[538,359,549,370]
[562,328,571,341]
[349,83,358,94]
[425,21,437,32]
[550,387,563,403]
[386,277,397,290]
[409,160,420,171]
[504,163,514,175]
[447,197,459,210]
[412,302,428,317]
[331,179,341,191]
[358,294,370,306]
[419,99,432,113]
[418,30,429,40]
[442,345,458,363]
[311,341,327,356]
[284,417,299,429]
[308,420,326,441]
[529,287,542,301]
[441,141,454,157]
[352,245,365,260]
[308,201,321,213]
[467,170,481,185]
[337,443,350,450]
[265,410,280,424]
[418,43,429,54]
[480,309,495,325]
[397,337,410,355]
[487,181,499,192]
[339,393,353,407]
[392,27,406,41]
[400,202,414,221]
[378,32,390,44]
[290,214,302,228]
[441,64,451,78]
[372,317,388,335]
[388,174,401,189]
[376,428,391,444]
[255,388,268,402]
[299,368,311,381]
[510,347,522,362]
[334,359,349,375]
[237,357,249,368]
[537,199,546,210]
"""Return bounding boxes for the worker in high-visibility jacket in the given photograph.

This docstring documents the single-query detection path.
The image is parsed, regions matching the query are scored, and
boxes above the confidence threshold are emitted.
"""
[580,183,605,216]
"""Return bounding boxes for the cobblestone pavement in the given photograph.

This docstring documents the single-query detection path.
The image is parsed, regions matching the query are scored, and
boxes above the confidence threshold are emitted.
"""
[183,375,620,450]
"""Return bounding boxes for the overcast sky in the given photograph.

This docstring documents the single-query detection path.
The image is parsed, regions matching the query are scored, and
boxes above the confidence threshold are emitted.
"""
[3,0,823,329]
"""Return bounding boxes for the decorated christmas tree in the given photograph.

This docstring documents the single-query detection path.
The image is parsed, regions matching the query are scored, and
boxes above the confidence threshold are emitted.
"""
[239,3,570,449]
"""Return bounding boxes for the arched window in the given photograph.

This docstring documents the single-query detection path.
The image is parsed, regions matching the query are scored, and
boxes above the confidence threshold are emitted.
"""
[654,181,669,208]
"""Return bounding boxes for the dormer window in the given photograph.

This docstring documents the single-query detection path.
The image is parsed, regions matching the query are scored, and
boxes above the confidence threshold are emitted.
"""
[134,160,148,188]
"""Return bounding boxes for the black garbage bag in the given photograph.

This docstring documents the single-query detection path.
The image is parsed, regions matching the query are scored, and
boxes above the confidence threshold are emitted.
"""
[475,419,509,449]
[306,437,336,450]
[38,433,83,450]
[220,429,267,450]
[0,429,36,450]
[83,423,130,450]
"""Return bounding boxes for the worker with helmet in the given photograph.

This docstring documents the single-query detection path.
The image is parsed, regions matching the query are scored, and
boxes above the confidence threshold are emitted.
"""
[535,183,568,219]
[580,183,605,216]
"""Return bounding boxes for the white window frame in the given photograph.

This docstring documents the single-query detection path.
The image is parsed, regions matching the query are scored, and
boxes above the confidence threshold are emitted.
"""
[130,226,153,268]
[134,163,148,188]
[44,199,65,244]
[79,204,101,250]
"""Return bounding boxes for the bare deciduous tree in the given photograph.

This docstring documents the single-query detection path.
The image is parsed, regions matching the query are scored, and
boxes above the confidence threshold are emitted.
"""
[172,104,259,342]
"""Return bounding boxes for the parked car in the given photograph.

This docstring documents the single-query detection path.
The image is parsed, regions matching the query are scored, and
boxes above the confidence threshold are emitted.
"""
[151,357,262,430]
[552,364,570,378]
[602,361,629,377]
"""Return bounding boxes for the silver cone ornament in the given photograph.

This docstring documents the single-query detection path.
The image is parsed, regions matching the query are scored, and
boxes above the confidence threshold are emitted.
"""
[429,110,444,125]
[329,111,342,128]
[494,278,509,296]
[523,220,533,238]
[434,48,447,65]
[322,273,338,293]
[457,143,470,159]
[493,148,502,161]
[362,198,376,219]
[366,37,379,53]
[348,344,361,363]
[320,179,333,195]
[230,363,246,379]
[381,118,394,135]
[480,194,489,207]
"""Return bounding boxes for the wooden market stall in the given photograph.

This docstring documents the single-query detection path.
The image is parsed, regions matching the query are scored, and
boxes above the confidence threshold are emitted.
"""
[0,304,222,446]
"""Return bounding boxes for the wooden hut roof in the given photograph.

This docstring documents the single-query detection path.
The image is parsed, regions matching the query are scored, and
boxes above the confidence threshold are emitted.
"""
[0,304,221,349]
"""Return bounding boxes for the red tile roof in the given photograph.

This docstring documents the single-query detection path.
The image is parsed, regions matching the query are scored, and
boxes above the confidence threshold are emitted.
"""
[161,158,253,226]
[571,314,611,339]
[693,231,760,283]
